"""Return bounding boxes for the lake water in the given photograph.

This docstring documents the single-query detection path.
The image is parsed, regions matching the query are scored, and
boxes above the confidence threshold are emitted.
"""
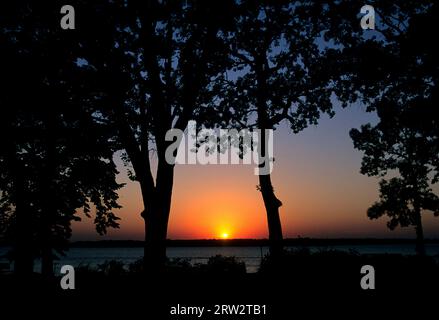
[1,244,439,273]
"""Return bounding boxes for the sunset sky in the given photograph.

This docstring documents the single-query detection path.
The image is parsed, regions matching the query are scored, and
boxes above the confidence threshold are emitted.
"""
[72,103,439,240]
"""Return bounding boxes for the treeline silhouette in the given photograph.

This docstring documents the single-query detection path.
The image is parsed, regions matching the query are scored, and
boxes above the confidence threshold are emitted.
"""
[63,238,439,248]
[0,0,438,279]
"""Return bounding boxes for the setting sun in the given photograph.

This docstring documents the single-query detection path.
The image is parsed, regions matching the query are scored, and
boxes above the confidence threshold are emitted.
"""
[221,233,229,239]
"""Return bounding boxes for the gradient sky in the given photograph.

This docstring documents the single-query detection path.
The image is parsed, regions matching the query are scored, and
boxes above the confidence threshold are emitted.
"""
[72,103,439,240]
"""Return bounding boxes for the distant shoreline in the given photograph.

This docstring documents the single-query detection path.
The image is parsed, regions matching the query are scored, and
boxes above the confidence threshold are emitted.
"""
[2,238,439,248]
[53,238,439,248]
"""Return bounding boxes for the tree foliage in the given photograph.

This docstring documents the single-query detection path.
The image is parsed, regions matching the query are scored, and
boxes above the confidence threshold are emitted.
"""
[0,2,123,274]
[350,1,439,254]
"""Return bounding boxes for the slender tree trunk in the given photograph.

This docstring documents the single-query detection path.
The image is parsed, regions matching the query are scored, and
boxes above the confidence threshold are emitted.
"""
[13,171,34,275]
[255,55,284,257]
[41,248,53,276]
[414,207,425,256]
[40,123,56,277]
[40,223,53,277]
[258,125,283,256]
[40,179,55,277]
[259,173,283,257]
[14,204,34,275]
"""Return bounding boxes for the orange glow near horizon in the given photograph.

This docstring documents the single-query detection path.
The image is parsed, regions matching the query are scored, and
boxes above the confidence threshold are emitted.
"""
[167,164,268,239]
[72,156,439,240]
[71,120,439,241]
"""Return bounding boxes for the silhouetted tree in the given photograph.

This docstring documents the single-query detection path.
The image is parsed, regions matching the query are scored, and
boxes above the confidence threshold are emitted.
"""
[351,102,439,256]
[210,0,370,256]
[350,1,439,255]
[0,2,123,275]
[72,0,236,270]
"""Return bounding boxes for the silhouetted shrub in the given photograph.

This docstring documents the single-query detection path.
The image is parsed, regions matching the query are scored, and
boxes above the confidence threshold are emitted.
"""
[127,257,195,274]
[195,255,246,274]
[97,260,126,276]
[259,248,361,276]
[166,258,193,273]
[75,263,98,275]
[127,256,246,274]
[128,258,144,274]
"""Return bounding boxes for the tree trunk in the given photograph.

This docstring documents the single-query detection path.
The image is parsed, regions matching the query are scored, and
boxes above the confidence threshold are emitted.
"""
[39,175,55,277]
[414,207,425,256]
[14,204,34,275]
[13,172,34,275]
[257,120,283,258]
[40,222,54,277]
[40,125,56,277]
[142,203,167,271]
[255,55,284,257]
[41,247,53,276]
[259,173,283,257]
[141,156,175,272]
[116,114,175,272]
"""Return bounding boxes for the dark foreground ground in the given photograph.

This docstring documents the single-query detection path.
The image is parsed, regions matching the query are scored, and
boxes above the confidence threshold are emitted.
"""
[1,251,438,318]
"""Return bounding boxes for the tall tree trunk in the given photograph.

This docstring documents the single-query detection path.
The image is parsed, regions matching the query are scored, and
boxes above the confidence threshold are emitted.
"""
[41,244,53,276]
[115,114,172,272]
[258,127,283,257]
[141,156,175,272]
[255,55,284,257]
[143,207,170,271]
[40,222,54,277]
[40,121,56,277]
[14,204,34,275]
[13,169,34,275]
[259,173,283,257]
[414,206,425,256]
[142,204,164,271]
